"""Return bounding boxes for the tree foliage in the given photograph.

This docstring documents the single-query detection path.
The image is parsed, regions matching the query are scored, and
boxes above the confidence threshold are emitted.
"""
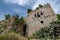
[32,21,60,39]
[19,17,25,25]
[39,4,43,8]
[57,14,60,20]
[27,9,32,13]
[12,14,25,26]
[5,14,11,20]
[11,14,25,33]
[36,4,43,9]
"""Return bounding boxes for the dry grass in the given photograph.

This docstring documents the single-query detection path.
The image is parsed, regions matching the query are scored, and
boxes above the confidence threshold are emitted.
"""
[0,32,28,40]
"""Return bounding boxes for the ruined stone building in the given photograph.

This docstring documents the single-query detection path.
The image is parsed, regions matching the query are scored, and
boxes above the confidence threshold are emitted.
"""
[24,3,57,37]
[0,3,58,37]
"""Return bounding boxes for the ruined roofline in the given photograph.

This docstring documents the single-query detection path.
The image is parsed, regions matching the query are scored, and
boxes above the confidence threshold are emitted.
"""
[28,3,51,15]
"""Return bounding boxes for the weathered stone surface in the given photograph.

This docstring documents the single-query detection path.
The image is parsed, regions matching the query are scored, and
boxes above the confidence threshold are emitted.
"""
[25,3,57,37]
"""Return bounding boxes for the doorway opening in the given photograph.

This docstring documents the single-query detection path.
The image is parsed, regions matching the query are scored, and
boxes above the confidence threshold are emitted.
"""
[23,24,27,36]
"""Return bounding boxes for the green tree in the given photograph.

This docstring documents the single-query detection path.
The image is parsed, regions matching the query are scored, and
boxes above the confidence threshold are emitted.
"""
[12,14,24,26]
[12,14,20,32]
[39,4,43,8]
[12,14,25,34]
[36,4,43,9]
[27,9,32,13]
[19,17,25,25]
[5,14,11,20]
[57,14,60,20]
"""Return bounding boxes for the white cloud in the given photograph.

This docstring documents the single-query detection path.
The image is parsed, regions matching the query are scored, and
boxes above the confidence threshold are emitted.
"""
[32,0,58,10]
[32,0,59,14]
[4,0,29,6]
[4,0,60,13]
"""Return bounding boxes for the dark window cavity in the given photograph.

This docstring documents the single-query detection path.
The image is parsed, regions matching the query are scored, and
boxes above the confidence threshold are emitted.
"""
[37,12,40,17]
[35,14,36,17]
[23,24,27,36]
[41,21,43,24]
[41,12,43,15]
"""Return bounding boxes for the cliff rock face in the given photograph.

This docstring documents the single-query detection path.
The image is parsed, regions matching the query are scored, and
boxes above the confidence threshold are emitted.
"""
[25,3,57,37]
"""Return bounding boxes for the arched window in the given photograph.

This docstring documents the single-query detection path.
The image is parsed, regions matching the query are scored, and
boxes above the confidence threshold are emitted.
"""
[37,12,40,17]
[41,12,43,15]
[23,24,28,36]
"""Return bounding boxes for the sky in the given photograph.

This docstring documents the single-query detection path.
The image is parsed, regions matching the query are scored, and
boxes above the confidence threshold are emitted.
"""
[0,0,60,20]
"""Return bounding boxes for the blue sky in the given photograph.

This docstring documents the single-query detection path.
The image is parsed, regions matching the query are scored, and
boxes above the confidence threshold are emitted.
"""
[0,0,60,20]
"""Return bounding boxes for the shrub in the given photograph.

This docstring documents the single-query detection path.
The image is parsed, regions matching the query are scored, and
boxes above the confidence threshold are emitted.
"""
[27,9,32,13]
[5,14,11,20]
[31,21,60,39]
[0,32,28,40]
[57,14,60,20]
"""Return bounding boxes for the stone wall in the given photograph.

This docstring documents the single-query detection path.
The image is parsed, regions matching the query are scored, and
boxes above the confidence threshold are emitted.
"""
[25,3,57,37]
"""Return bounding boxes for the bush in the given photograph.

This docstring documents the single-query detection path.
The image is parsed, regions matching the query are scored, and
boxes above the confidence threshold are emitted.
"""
[39,4,43,8]
[0,32,28,40]
[31,21,60,39]
[27,9,32,13]
[57,14,60,20]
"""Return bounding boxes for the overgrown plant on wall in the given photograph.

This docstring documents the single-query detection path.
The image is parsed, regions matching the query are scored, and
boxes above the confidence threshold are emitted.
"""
[31,21,60,39]
[27,9,32,13]
[57,14,60,20]
[36,4,43,9]
[0,14,25,35]
[10,14,25,34]
[5,14,11,20]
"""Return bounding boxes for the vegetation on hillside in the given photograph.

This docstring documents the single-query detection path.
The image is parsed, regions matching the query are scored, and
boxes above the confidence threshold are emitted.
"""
[0,32,27,40]
[0,13,27,40]
[12,14,25,26]
[57,14,60,20]
[29,14,60,39]
[0,14,25,35]
[31,21,60,39]
[9,14,25,34]
[5,14,11,20]
[0,13,60,40]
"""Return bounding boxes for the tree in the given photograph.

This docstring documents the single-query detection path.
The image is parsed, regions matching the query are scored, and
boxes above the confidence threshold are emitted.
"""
[5,14,11,20]
[36,7,39,9]
[13,14,19,20]
[57,14,60,20]
[19,17,25,25]
[12,14,24,26]
[39,4,43,8]
[27,9,32,13]
[36,4,43,9]
[12,14,25,34]
[12,14,20,32]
